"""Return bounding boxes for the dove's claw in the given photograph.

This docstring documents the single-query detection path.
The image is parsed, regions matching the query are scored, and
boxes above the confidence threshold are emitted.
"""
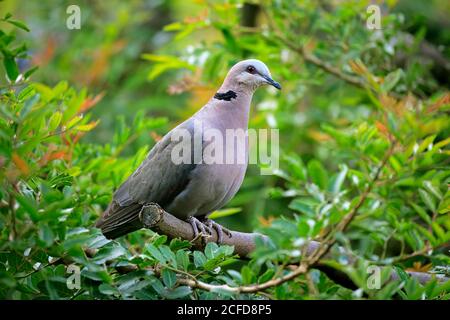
[188,216,211,244]
[203,219,232,244]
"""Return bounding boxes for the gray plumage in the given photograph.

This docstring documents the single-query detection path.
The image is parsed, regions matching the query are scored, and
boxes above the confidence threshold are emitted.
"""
[96,59,281,239]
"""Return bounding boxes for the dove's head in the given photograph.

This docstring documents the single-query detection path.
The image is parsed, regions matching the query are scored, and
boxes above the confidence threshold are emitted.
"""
[223,59,281,92]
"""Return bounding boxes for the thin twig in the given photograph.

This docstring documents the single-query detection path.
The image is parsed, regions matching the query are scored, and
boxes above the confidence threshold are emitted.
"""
[307,142,397,266]
[274,34,366,89]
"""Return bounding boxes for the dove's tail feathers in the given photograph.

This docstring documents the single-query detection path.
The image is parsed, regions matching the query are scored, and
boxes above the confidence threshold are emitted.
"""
[95,201,143,239]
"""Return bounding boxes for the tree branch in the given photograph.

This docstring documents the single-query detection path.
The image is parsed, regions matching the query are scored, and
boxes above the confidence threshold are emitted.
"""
[138,203,269,257]
[136,202,448,291]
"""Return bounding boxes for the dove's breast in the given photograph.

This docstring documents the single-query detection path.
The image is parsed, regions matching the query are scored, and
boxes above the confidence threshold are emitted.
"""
[165,108,250,219]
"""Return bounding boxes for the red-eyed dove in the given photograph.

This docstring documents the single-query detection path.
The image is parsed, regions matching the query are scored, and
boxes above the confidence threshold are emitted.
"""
[96,59,281,242]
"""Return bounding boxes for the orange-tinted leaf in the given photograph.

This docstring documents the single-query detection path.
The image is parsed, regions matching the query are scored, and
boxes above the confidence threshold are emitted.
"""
[375,120,390,136]
[349,59,368,76]
[183,8,208,24]
[39,149,70,166]
[70,132,85,145]
[150,131,162,142]
[62,131,85,146]
[79,92,105,113]
[379,94,397,111]
[308,129,331,142]
[49,151,68,161]
[406,262,433,273]
[31,37,56,66]
[12,153,30,175]
[427,93,450,113]
[258,216,275,227]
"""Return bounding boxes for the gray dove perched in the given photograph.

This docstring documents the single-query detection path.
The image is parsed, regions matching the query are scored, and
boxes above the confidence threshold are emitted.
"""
[96,59,281,242]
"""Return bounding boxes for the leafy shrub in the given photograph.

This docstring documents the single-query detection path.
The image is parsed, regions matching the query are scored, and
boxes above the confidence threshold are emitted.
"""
[1,1,449,300]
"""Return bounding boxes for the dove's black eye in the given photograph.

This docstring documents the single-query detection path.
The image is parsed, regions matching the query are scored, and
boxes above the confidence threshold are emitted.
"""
[246,65,256,74]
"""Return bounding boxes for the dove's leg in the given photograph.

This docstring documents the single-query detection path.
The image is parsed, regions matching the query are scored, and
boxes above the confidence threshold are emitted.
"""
[202,218,232,244]
[187,216,212,242]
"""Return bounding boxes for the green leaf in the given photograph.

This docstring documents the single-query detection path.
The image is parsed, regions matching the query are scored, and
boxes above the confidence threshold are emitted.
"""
[66,115,83,129]
[164,286,192,299]
[418,135,436,154]
[330,164,348,193]
[159,245,177,268]
[161,268,177,288]
[410,203,431,225]
[205,242,219,260]
[437,195,450,214]
[307,160,328,189]
[414,224,437,246]
[7,19,30,32]
[145,244,165,263]
[209,207,241,219]
[169,238,191,251]
[92,245,126,264]
[24,66,38,79]
[150,278,165,295]
[99,283,120,296]
[220,27,240,55]
[141,54,195,80]
[163,22,183,31]
[48,112,62,132]
[289,198,318,216]
[297,220,310,237]
[283,154,307,181]
[219,245,234,256]
[431,223,446,242]
[152,234,167,246]
[3,54,19,81]
[193,251,206,268]
[381,69,402,92]
[419,189,436,212]
[258,269,275,283]
[423,181,442,200]
[241,266,254,284]
[176,250,190,271]
[393,266,410,282]
[15,194,39,221]
[38,224,54,247]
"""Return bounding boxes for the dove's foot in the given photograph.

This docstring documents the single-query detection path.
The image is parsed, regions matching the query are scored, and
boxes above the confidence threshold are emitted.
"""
[187,216,212,243]
[202,218,232,244]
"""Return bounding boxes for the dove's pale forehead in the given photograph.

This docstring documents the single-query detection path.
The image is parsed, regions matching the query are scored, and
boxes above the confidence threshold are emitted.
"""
[230,59,271,76]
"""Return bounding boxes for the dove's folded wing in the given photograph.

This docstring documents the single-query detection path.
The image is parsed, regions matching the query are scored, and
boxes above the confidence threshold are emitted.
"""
[96,123,197,238]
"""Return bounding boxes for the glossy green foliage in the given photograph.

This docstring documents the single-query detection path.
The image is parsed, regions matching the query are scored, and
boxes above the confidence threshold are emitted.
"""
[0,1,449,300]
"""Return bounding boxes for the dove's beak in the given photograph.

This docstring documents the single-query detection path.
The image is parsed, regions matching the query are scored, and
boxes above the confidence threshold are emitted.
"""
[262,74,282,90]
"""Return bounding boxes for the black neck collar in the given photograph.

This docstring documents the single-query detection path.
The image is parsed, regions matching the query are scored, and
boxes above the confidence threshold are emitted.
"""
[214,90,237,101]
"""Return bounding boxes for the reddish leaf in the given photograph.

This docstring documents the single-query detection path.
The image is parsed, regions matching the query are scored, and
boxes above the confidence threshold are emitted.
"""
[427,93,450,114]
[79,92,105,113]
[375,120,389,137]
[258,216,275,227]
[150,131,163,142]
[406,262,432,273]
[12,153,30,176]
[39,150,70,166]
